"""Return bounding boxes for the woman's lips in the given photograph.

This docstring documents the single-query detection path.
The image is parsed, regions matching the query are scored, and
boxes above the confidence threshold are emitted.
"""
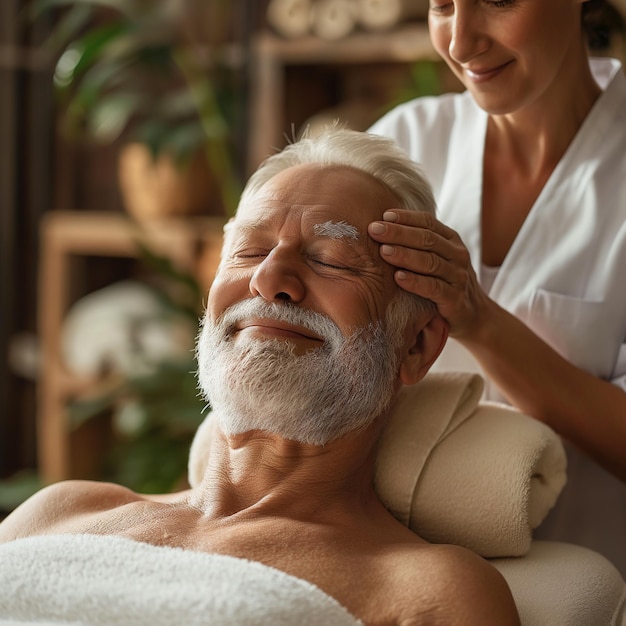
[463,60,512,83]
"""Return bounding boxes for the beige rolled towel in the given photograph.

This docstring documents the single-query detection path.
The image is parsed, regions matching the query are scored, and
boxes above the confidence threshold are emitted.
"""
[188,373,567,558]
[311,0,357,40]
[380,399,567,557]
[267,0,313,39]
[356,0,429,32]
[373,372,485,527]
[374,374,566,557]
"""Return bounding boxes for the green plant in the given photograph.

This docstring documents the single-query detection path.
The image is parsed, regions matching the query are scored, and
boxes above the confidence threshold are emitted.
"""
[381,59,442,117]
[0,247,209,500]
[70,358,207,494]
[1,1,240,504]
[29,0,242,213]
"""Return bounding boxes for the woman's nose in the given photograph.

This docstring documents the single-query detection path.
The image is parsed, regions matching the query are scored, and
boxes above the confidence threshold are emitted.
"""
[249,248,306,304]
[448,7,490,64]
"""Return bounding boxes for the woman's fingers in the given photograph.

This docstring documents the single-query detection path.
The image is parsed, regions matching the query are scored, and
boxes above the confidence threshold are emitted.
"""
[368,208,483,336]
[394,268,451,303]
[380,209,458,243]
[379,245,453,284]
[368,210,469,278]
[369,211,462,266]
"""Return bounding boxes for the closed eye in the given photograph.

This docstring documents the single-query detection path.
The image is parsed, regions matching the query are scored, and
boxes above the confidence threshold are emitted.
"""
[488,0,515,7]
[311,258,353,271]
[235,249,269,260]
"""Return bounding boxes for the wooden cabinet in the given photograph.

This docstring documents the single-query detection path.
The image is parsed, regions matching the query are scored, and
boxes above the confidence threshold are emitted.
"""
[37,210,226,484]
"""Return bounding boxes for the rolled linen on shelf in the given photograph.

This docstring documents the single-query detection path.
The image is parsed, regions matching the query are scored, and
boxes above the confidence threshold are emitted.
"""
[188,372,567,558]
[311,0,357,40]
[62,280,196,378]
[267,0,313,39]
[356,0,429,32]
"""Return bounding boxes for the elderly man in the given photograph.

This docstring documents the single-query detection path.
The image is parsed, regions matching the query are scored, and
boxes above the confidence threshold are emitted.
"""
[0,129,519,625]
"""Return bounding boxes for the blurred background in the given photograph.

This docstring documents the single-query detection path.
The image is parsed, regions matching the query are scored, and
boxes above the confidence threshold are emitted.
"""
[1,0,624,513]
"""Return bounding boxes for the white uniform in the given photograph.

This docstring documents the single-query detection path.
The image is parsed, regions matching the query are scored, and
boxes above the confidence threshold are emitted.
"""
[370,58,626,575]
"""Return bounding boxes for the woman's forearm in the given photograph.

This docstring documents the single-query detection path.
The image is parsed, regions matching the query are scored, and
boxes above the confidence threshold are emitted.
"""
[459,300,626,482]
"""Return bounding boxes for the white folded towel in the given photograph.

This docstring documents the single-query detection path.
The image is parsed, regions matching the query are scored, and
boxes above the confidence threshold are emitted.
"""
[0,534,362,626]
[188,372,567,557]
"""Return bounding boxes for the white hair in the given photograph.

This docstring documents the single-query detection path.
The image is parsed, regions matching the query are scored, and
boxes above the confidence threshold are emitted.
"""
[240,127,436,217]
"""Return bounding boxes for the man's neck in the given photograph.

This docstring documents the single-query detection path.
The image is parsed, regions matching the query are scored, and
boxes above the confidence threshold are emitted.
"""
[187,423,383,521]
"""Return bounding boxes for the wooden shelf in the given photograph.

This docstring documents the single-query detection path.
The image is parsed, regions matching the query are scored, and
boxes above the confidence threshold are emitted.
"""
[254,23,437,65]
[247,24,438,173]
[37,210,226,484]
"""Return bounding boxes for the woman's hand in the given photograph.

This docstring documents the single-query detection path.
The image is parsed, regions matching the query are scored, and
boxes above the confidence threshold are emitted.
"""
[368,209,489,339]
[369,210,626,481]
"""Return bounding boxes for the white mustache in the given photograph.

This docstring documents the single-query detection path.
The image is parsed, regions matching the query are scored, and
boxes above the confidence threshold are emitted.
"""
[212,298,346,350]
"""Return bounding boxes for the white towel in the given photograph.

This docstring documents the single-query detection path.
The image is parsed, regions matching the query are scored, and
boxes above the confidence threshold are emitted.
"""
[188,372,567,558]
[0,534,362,626]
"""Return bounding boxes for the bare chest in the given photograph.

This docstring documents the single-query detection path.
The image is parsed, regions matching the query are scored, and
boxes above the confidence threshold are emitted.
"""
[63,508,436,626]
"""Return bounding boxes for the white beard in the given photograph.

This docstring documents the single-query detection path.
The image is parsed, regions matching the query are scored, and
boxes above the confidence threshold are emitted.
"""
[196,297,410,445]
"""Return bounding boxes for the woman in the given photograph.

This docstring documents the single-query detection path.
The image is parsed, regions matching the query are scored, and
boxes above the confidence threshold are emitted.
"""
[368,0,626,574]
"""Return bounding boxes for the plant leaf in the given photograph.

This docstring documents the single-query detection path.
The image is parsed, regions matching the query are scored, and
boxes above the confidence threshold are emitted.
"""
[54,21,130,91]
[86,91,144,142]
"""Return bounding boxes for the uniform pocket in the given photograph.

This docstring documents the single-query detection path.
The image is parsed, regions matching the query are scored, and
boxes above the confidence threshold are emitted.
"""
[528,288,623,379]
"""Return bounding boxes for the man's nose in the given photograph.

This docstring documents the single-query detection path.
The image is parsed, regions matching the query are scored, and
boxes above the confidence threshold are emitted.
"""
[248,247,306,303]
[448,7,490,65]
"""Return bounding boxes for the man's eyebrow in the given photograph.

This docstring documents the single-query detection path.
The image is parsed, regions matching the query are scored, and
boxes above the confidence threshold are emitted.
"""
[314,220,381,267]
[225,219,362,241]
[313,220,360,241]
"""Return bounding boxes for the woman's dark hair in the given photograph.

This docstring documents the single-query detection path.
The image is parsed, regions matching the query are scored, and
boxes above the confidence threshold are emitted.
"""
[582,0,626,50]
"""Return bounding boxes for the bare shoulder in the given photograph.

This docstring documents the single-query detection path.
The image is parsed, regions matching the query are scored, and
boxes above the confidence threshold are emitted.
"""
[0,480,140,543]
[392,542,520,626]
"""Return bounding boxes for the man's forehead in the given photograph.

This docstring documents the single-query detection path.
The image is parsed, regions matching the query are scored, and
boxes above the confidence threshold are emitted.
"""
[240,164,393,220]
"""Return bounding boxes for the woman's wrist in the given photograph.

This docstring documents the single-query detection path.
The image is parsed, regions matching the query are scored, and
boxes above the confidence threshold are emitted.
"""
[451,288,501,346]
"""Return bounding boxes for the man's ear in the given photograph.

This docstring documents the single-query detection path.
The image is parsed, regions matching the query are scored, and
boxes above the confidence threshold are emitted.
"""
[398,313,448,386]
